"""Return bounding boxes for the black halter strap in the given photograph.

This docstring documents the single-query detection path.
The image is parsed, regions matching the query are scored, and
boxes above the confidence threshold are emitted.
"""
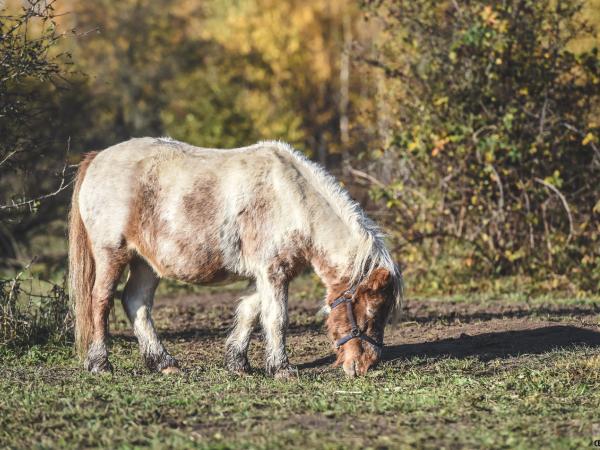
[330,288,383,349]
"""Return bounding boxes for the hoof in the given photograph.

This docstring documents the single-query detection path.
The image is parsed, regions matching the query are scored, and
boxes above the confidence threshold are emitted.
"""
[161,366,181,375]
[145,353,179,373]
[273,365,299,380]
[226,354,251,375]
[87,361,113,374]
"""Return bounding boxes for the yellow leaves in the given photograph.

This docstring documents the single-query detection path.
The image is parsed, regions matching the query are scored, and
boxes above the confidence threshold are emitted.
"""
[504,248,525,262]
[480,6,498,25]
[582,132,596,146]
[209,0,334,83]
[431,137,449,157]
[372,148,384,159]
[407,141,419,152]
[543,170,563,188]
[433,96,448,107]
[480,6,508,32]
[518,87,529,96]
[496,20,509,34]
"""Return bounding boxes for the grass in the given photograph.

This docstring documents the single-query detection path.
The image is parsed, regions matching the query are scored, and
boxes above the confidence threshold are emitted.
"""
[1,285,600,448]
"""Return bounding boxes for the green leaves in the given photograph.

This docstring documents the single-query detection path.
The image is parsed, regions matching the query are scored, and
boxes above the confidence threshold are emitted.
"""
[363,0,600,290]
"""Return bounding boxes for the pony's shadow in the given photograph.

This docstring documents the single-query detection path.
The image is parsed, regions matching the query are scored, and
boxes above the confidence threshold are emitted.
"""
[299,325,600,369]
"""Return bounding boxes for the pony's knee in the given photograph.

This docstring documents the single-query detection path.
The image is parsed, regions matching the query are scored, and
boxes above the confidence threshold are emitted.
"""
[236,293,260,320]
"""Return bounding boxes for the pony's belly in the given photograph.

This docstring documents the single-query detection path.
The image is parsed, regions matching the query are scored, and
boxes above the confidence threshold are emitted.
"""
[155,248,232,284]
[132,236,237,284]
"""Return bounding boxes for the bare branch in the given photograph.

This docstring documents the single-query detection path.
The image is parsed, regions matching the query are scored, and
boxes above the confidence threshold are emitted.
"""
[0,150,18,168]
[488,164,505,218]
[534,177,574,243]
[346,166,387,189]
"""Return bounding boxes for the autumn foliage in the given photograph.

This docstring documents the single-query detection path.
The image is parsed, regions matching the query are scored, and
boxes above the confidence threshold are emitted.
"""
[0,0,598,293]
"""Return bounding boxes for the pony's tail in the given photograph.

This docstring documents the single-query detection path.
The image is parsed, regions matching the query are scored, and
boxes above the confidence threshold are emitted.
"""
[69,152,99,359]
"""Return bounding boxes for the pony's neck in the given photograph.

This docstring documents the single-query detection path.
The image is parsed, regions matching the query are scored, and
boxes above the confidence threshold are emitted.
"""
[309,241,360,302]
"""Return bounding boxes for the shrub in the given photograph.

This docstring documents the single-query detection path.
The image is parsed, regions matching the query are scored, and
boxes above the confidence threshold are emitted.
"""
[360,0,599,292]
[0,276,73,349]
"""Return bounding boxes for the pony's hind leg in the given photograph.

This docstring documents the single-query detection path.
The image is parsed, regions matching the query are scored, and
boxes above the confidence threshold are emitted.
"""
[122,257,179,373]
[85,249,127,373]
[225,291,260,374]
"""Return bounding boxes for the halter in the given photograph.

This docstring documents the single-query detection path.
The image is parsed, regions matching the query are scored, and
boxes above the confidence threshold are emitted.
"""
[330,288,383,349]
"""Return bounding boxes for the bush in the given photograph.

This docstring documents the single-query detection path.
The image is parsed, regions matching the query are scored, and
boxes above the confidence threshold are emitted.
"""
[0,276,72,349]
[360,0,600,292]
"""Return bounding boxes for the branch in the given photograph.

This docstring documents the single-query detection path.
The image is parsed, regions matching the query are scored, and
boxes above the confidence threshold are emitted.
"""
[0,150,18,168]
[0,139,73,212]
[346,166,387,189]
[487,164,505,218]
[0,175,73,212]
[533,177,574,243]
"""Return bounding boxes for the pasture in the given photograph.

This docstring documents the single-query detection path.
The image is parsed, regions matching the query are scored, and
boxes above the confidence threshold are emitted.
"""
[2,278,599,449]
[1,1,599,448]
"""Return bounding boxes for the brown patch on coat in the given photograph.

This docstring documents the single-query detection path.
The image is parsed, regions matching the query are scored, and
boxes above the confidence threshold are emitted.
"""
[178,175,229,283]
[125,165,229,283]
[310,250,344,288]
[267,231,312,286]
[238,193,270,259]
[124,167,166,274]
[90,248,129,342]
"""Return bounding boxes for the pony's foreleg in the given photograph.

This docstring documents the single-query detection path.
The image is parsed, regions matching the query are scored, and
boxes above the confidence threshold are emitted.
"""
[122,258,179,373]
[225,291,260,374]
[85,249,126,373]
[258,276,297,378]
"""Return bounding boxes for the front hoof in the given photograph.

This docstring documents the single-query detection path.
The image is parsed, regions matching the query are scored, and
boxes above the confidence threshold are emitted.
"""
[161,366,181,375]
[228,362,252,376]
[145,353,179,373]
[273,365,299,380]
[226,353,252,375]
[86,360,113,374]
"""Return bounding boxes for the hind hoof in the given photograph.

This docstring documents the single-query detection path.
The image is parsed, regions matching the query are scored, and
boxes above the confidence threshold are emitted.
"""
[161,366,181,375]
[87,362,113,374]
[274,365,299,380]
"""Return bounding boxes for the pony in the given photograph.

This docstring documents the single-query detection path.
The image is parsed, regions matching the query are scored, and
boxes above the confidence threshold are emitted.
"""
[69,137,403,377]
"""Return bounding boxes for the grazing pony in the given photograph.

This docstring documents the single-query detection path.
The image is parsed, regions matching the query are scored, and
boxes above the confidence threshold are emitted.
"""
[69,137,403,377]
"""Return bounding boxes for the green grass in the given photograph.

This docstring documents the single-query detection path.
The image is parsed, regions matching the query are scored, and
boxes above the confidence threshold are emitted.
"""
[1,291,600,449]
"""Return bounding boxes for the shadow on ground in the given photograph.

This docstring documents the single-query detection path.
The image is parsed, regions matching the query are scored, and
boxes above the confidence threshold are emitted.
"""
[300,325,600,369]
[404,302,600,324]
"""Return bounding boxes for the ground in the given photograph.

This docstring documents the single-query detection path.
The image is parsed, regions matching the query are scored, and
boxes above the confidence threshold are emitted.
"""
[1,279,600,449]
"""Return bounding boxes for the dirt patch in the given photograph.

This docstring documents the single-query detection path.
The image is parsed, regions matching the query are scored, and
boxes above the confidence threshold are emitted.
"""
[145,291,600,372]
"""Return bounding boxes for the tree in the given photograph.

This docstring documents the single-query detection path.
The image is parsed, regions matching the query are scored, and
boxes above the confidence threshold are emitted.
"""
[0,0,73,265]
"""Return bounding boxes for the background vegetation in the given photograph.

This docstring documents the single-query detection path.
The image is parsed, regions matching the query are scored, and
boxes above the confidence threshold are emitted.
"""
[1,0,598,296]
[1,2,600,448]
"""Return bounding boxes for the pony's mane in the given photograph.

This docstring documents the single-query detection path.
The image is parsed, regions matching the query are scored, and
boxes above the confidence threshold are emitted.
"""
[259,140,404,313]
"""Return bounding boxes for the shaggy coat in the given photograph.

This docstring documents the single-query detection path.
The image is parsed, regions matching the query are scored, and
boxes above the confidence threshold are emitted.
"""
[69,137,402,377]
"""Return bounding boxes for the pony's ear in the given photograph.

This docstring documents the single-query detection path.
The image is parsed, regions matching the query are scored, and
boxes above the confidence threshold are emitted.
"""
[365,267,390,291]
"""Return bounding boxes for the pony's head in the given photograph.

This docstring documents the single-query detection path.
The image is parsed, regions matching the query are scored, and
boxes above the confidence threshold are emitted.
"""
[326,266,402,377]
